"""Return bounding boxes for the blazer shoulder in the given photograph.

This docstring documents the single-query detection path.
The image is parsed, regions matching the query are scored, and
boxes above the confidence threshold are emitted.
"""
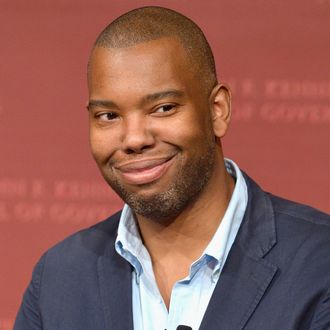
[269,193,330,228]
[44,210,122,262]
[268,193,330,227]
[15,211,124,329]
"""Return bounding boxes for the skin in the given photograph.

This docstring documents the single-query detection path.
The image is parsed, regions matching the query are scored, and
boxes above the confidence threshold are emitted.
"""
[88,37,234,308]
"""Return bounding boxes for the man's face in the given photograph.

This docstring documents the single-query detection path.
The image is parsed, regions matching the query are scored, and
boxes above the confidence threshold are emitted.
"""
[88,37,219,221]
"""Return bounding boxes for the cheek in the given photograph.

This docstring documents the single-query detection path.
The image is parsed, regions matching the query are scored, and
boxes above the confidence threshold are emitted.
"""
[89,127,118,165]
[157,111,212,149]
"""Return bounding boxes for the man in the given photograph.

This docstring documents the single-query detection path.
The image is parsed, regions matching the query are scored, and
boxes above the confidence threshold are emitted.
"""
[15,6,330,330]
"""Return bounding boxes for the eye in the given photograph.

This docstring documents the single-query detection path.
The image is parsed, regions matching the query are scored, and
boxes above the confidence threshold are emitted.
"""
[97,112,118,121]
[154,104,176,113]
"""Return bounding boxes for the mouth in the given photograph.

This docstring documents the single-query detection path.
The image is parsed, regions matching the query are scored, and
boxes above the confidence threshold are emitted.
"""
[114,155,176,185]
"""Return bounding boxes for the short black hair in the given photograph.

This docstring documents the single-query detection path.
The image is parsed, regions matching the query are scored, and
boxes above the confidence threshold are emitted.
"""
[91,6,217,93]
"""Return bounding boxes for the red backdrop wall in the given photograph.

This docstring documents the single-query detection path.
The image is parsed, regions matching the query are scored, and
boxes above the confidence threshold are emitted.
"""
[1,0,329,327]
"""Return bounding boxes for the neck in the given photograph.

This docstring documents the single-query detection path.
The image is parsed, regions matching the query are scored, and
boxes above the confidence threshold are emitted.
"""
[136,158,235,263]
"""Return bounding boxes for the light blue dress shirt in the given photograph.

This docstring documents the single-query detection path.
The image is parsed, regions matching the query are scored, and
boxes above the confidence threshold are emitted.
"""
[115,159,248,330]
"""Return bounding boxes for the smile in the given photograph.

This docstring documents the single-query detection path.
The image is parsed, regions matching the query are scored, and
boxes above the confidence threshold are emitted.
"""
[114,156,176,185]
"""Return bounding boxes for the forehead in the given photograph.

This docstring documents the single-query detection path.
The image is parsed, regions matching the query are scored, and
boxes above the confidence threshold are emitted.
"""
[88,37,196,93]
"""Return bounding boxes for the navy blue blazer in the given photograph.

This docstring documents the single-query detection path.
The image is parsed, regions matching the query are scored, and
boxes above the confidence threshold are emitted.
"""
[15,175,330,329]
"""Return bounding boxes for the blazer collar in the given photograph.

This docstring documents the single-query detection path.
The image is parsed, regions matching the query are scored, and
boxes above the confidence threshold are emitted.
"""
[237,172,277,259]
[199,173,278,330]
[85,212,134,330]
[98,248,134,330]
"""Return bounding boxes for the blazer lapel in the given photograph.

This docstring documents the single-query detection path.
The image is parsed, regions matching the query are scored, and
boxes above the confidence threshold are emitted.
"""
[85,212,134,330]
[98,249,134,330]
[199,244,277,330]
[200,174,278,330]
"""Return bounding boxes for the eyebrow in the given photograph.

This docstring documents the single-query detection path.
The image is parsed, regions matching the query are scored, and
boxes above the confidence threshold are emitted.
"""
[87,89,185,111]
[142,89,185,103]
[87,99,117,111]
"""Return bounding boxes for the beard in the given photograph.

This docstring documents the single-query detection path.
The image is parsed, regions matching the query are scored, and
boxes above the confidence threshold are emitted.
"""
[103,138,216,223]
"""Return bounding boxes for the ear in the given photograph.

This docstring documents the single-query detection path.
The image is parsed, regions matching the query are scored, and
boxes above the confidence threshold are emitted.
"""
[209,84,232,139]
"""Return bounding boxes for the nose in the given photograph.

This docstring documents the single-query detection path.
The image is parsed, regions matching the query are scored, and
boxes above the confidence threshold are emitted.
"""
[121,114,155,154]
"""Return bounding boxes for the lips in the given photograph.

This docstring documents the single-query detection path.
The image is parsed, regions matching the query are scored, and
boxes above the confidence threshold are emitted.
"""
[114,156,175,185]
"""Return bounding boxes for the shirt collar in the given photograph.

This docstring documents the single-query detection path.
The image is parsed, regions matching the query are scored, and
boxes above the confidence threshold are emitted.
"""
[202,159,248,264]
[115,206,145,276]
